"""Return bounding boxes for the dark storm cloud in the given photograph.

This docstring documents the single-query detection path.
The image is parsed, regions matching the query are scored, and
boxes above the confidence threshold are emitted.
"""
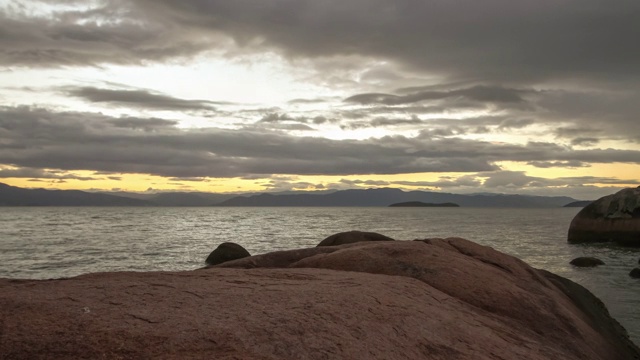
[66,87,220,112]
[128,0,640,84]
[1,106,639,179]
[2,0,637,85]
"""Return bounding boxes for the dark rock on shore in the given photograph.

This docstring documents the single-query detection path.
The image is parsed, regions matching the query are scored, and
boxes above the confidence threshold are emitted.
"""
[630,268,640,278]
[568,187,640,246]
[316,230,394,247]
[2,237,638,359]
[570,257,605,267]
[205,242,251,265]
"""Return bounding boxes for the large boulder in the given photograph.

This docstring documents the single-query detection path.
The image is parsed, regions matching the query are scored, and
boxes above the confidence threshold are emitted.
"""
[317,230,394,246]
[570,257,605,267]
[568,187,640,245]
[205,242,251,266]
[1,239,636,359]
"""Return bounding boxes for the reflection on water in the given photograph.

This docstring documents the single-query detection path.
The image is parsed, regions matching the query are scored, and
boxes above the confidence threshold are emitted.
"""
[0,206,638,343]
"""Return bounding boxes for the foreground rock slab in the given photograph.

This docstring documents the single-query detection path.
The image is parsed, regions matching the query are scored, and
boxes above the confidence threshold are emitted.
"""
[568,187,640,245]
[2,239,639,360]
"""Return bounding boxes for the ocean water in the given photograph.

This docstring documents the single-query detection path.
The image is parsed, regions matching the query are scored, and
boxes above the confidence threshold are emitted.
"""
[1,207,639,343]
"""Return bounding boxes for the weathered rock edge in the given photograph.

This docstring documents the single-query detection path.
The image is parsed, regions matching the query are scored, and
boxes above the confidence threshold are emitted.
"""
[2,238,638,360]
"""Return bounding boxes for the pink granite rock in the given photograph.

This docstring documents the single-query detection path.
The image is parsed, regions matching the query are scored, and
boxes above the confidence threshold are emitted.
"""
[1,238,638,359]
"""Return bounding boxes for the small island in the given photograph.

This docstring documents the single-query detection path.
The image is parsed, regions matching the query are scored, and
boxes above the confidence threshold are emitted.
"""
[388,201,459,207]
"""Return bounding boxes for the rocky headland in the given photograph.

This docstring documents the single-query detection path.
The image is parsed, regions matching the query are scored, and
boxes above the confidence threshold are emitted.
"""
[1,235,638,359]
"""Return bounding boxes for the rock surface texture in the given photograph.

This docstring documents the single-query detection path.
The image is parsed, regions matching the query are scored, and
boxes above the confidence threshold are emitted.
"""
[568,187,640,245]
[2,238,639,360]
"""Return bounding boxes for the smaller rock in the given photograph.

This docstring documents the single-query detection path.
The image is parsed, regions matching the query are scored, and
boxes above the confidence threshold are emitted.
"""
[205,242,251,266]
[630,268,640,278]
[570,257,605,267]
[317,230,394,247]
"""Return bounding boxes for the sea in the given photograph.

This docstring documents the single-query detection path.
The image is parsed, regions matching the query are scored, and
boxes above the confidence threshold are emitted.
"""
[1,206,639,344]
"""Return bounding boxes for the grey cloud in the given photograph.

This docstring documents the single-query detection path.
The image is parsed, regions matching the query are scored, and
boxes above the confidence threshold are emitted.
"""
[571,138,600,146]
[259,113,295,123]
[392,175,482,189]
[498,118,534,130]
[339,179,391,186]
[527,161,589,169]
[0,167,96,180]
[288,98,331,104]
[2,106,640,179]
[6,0,638,87]
[344,86,527,106]
[66,87,220,112]
[129,0,640,84]
[167,177,209,182]
[108,118,179,131]
[0,3,222,67]
[393,171,639,199]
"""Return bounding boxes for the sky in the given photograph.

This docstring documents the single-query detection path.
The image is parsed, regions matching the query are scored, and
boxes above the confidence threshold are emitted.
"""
[0,0,639,199]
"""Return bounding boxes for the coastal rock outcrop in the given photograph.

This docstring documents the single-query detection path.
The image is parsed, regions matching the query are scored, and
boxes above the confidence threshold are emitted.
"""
[1,238,638,360]
[316,230,394,246]
[570,257,605,267]
[630,268,640,278]
[568,187,640,245]
[205,242,251,265]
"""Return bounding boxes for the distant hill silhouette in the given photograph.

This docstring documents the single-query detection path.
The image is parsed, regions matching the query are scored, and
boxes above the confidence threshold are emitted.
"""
[389,201,459,207]
[563,200,594,208]
[217,188,577,208]
[0,182,151,206]
[0,183,581,207]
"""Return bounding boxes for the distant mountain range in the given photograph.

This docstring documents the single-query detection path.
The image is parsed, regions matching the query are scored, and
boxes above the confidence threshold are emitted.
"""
[217,188,576,208]
[0,182,580,207]
[388,201,459,207]
[0,182,150,206]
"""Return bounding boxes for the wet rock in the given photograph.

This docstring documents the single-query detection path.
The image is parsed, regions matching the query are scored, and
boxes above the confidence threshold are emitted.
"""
[1,239,638,360]
[567,187,640,246]
[570,257,605,267]
[205,242,251,266]
[317,230,394,247]
[630,268,640,278]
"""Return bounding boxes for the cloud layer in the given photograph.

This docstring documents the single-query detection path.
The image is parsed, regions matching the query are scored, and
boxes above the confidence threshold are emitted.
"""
[1,0,639,197]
